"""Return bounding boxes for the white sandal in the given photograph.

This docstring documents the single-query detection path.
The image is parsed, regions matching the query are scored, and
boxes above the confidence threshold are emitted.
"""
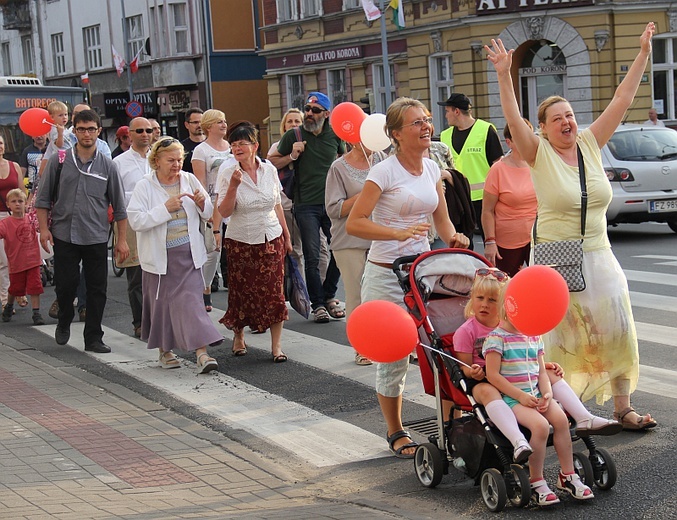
[575,416,623,436]
[159,351,180,369]
[531,479,560,506]
[197,353,218,374]
[557,471,594,500]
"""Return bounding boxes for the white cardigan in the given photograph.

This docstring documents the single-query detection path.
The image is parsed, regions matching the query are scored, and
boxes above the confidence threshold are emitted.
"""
[127,170,213,276]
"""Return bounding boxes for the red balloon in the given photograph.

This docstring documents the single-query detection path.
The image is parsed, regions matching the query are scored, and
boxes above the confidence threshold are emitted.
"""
[330,102,367,144]
[347,300,418,363]
[19,108,53,138]
[504,265,570,336]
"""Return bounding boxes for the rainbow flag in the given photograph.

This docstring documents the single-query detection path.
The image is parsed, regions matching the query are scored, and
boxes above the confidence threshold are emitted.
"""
[389,0,405,29]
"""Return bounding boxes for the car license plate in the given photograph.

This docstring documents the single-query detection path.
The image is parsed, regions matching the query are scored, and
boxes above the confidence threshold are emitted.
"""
[649,199,677,213]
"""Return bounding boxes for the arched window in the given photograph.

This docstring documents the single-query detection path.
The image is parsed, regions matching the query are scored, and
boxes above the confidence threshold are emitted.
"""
[519,41,568,125]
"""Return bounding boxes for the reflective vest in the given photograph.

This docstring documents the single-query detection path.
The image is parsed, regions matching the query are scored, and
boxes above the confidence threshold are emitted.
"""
[440,119,494,201]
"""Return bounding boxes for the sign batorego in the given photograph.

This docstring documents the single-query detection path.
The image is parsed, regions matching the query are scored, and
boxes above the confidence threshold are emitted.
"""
[104,92,157,118]
[476,0,594,15]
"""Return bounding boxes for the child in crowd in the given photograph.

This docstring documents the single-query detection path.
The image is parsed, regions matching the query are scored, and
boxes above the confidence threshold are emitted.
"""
[454,268,620,505]
[45,101,73,156]
[482,273,599,505]
[0,189,45,325]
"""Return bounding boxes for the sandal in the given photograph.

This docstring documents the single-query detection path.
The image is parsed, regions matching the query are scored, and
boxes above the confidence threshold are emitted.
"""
[203,293,212,312]
[232,338,247,357]
[17,296,28,308]
[613,406,657,431]
[355,352,373,366]
[575,416,623,436]
[197,353,218,374]
[313,306,330,323]
[386,429,418,459]
[557,471,594,500]
[530,479,560,506]
[325,299,346,319]
[273,353,288,363]
[159,350,180,369]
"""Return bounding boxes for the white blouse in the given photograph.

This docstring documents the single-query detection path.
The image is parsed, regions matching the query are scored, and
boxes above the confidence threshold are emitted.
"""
[216,158,283,245]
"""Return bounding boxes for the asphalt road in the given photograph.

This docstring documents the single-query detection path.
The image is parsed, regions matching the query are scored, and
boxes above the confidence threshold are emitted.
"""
[2,222,675,519]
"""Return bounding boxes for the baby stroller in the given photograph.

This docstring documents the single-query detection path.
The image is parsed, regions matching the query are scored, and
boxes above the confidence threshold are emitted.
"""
[393,248,617,512]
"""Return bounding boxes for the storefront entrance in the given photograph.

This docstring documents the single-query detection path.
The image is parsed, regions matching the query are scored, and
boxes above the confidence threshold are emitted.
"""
[519,42,567,126]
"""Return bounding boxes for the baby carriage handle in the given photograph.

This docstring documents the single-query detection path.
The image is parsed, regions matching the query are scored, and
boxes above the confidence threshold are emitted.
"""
[392,253,421,291]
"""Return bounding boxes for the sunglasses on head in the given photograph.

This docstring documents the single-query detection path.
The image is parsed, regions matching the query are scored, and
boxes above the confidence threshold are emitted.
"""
[475,268,509,282]
[134,128,154,134]
[158,137,179,148]
[304,105,324,114]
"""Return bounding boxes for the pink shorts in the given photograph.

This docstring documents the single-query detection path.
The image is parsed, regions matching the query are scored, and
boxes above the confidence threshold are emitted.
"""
[9,266,44,297]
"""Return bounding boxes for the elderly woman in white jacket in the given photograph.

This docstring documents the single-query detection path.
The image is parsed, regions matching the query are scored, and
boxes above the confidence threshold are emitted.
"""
[128,137,223,373]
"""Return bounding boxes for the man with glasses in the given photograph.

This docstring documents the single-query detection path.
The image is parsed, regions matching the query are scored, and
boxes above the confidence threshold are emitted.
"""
[35,109,129,354]
[269,92,346,324]
[438,93,503,237]
[114,117,152,338]
[148,118,162,144]
[180,108,204,174]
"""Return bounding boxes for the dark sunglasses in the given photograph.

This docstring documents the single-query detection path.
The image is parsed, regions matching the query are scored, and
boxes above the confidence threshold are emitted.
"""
[475,267,509,282]
[134,128,154,134]
[158,137,179,148]
[304,105,324,114]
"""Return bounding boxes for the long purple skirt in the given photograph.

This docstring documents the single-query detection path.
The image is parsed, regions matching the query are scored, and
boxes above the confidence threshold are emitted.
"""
[141,242,224,353]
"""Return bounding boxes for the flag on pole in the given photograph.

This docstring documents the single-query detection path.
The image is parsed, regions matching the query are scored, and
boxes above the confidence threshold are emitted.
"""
[129,47,143,74]
[111,45,126,77]
[80,73,89,84]
[388,0,405,29]
[361,0,381,21]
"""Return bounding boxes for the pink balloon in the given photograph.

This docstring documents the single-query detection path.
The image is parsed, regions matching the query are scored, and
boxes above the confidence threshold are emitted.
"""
[330,102,367,144]
[19,108,53,138]
[347,300,418,362]
[504,265,570,336]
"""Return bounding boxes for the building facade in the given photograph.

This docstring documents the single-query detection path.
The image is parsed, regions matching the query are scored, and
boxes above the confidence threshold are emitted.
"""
[260,0,673,142]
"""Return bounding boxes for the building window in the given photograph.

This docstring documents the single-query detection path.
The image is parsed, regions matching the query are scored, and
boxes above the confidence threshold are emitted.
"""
[126,15,145,64]
[277,0,297,22]
[373,63,396,113]
[651,38,677,120]
[51,33,66,75]
[327,69,347,108]
[171,2,189,54]
[150,6,167,58]
[343,0,361,7]
[83,25,103,70]
[287,74,305,111]
[430,55,453,134]
[1,42,11,76]
[300,0,322,18]
[22,36,34,75]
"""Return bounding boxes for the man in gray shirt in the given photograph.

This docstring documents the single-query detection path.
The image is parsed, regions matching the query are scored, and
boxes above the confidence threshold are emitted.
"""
[36,109,129,353]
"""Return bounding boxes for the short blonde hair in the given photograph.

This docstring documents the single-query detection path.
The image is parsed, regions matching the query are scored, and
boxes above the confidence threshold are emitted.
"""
[280,108,303,136]
[537,95,569,126]
[6,188,26,203]
[148,138,185,171]
[463,272,508,319]
[386,97,426,153]
[200,109,226,136]
[48,101,68,116]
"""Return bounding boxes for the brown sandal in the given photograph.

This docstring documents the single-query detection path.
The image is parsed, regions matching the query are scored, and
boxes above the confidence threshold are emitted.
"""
[613,407,657,431]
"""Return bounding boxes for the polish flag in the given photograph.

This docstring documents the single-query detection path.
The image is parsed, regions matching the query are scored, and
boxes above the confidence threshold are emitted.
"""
[129,47,143,74]
[112,45,125,77]
[80,73,89,84]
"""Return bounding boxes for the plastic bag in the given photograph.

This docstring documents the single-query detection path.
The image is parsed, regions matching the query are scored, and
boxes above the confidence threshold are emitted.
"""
[284,254,311,319]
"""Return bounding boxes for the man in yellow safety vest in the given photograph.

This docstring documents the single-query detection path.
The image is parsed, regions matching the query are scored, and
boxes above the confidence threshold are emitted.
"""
[438,93,503,237]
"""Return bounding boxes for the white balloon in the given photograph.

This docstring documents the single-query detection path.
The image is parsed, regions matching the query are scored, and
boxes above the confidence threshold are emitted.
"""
[359,113,391,152]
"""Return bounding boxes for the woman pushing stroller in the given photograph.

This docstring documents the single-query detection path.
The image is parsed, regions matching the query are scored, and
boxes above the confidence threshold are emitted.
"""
[455,268,621,505]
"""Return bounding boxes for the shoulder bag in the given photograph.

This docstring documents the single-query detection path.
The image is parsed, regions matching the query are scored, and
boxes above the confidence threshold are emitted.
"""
[278,126,303,200]
[532,145,587,292]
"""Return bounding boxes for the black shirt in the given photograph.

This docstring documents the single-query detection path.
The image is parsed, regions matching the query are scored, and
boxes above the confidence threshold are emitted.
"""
[181,137,203,173]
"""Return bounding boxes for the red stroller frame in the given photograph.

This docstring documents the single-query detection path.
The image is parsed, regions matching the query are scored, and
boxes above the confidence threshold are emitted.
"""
[393,248,618,512]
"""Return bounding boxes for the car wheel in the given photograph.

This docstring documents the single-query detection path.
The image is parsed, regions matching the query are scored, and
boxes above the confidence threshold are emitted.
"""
[668,221,677,233]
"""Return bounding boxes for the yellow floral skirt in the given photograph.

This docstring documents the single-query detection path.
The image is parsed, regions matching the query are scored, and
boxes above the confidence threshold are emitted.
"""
[543,248,639,405]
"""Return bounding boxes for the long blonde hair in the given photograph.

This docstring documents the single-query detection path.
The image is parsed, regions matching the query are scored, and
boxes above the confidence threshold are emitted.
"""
[464,273,508,319]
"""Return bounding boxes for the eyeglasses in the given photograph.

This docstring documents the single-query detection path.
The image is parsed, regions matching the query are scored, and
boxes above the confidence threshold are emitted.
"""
[304,105,324,114]
[403,117,434,128]
[134,128,154,134]
[475,268,509,282]
[230,141,255,149]
[157,137,179,148]
[186,120,201,125]
[74,127,99,134]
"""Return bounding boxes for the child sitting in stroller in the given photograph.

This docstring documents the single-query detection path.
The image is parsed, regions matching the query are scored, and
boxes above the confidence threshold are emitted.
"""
[455,267,620,505]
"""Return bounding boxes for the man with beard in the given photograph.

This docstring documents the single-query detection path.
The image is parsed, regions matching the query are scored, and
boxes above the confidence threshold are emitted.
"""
[269,92,345,323]
[181,108,204,174]
[35,109,129,353]
[114,117,152,338]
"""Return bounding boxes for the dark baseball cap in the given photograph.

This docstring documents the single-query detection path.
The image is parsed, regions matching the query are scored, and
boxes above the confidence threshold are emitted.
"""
[437,93,471,110]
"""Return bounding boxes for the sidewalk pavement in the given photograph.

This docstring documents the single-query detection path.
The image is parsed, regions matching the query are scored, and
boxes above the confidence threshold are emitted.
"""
[0,341,406,520]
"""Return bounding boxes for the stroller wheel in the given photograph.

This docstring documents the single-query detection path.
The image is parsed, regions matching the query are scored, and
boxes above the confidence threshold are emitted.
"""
[508,464,531,508]
[414,443,445,488]
[480,468,507,512]
[589,447,617,490]
[573,451,594,487]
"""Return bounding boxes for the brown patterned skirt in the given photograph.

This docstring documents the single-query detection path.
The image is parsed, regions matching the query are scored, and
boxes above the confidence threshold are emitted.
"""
[220,235,288,332]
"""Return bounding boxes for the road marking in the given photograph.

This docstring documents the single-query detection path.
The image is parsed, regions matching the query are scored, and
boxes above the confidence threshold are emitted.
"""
[625,270,677,286]
[630,291,677,313]
[635,322,677,348]
[634,255,677,267]
[638,365,677,400]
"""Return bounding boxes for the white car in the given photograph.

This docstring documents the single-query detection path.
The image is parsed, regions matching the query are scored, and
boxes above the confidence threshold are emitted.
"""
[601,124,677,232]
